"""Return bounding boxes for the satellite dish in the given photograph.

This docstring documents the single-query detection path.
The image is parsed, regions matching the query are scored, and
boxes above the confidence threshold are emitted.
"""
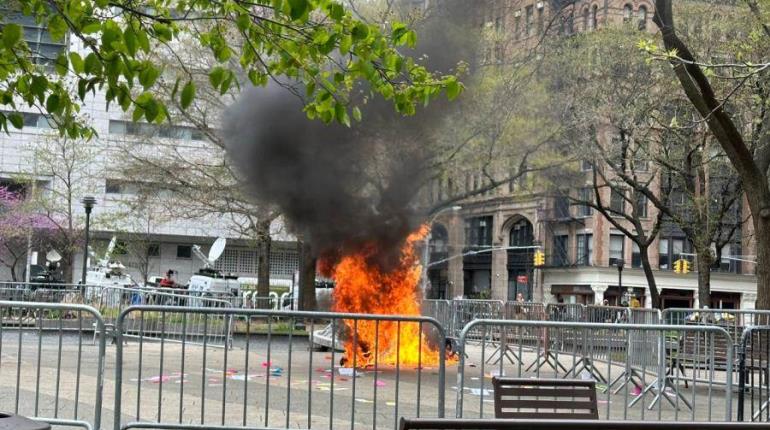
[105,237,117,258]
[46,250,62,263]
[208,237,226,263]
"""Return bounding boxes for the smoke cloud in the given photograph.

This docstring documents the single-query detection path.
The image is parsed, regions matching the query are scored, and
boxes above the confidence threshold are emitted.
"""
[223,1,474,270]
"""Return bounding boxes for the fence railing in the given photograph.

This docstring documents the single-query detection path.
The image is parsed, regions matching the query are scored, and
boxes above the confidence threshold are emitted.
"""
[0,301,106,430]
[455,319,735,422]
[113,306,447,430]
[3,298,770,429]
[737,325,770,422]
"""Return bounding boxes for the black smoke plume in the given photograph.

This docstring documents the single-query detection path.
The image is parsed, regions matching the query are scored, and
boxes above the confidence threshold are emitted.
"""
[223,1,474,270]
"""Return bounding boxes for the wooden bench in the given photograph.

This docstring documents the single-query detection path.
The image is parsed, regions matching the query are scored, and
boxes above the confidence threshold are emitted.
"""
[399,418,770,430]
[492,378,598,420]
[675,324,740,372]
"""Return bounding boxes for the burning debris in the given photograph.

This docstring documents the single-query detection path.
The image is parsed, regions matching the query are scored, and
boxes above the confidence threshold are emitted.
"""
[223,1,473,367]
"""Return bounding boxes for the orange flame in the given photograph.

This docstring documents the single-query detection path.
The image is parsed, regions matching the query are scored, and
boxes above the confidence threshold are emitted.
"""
[328,226,443,367]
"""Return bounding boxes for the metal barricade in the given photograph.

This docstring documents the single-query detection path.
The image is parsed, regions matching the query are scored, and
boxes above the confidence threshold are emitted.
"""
[451,300,504,342]
[485,302,545,366]
[455,319,734,422]
[87,286,234,348]
[113,306,447,430]
[0,301,106,430]
[422,299,453,341]
[738,325,770,422]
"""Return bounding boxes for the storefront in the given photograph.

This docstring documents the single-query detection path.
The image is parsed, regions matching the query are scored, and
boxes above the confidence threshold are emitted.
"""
[550,285,594,305]
[660,288,694,309]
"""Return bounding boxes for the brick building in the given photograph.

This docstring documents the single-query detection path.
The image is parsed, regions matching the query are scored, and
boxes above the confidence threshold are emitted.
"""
[423,0,757,309]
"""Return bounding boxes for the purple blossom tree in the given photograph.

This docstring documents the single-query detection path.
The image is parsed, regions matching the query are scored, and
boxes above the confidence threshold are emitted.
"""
[0,187,54,281]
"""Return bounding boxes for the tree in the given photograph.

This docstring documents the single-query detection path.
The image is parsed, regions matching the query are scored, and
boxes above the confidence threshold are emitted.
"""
[650,1,770,308]
[544,24,748,308]
[22,133,101,281]
[0,0,458,139]
[113,44,281,299]
[0,186,52,281]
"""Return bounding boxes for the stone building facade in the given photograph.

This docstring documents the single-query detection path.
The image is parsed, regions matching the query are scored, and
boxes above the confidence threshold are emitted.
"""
[424,0,757,309]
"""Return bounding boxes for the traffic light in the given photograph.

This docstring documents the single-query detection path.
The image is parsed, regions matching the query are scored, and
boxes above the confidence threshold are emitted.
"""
[673,259,690,274]
[534,250,545,267]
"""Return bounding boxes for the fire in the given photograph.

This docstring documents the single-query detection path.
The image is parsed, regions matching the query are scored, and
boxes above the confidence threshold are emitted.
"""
[328,227,443,367]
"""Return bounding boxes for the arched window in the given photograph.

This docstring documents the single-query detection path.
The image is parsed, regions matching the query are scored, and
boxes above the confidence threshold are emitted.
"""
[623,4,633,23]
[637,5,648,30]
[583,8,590,31]
[591,5,599,29]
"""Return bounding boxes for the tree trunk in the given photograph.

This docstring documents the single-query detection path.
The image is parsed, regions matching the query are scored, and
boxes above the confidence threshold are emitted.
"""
[297,241,317,311]
[256,220,272,307]
[756,217,770,310]
[639,247,661,309]
[695,248,712,309]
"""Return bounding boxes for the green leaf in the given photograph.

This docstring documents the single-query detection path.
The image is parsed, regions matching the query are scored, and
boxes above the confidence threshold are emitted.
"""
[8,113,23,129]
[84,53,102,75]
[446,80,462,101]
[328,3,344,20]
[82,21,102,34]
[288,0,308,20]
[352,106,362,122]
[46,94,60,113]
[138,64,160,89]
[54,54,69,76]
[181,81,195,109]
[124,27,138,56]
[69,53,84,74]
[2,24,22,49]
[352,23,369,40]
[209,67,225,89]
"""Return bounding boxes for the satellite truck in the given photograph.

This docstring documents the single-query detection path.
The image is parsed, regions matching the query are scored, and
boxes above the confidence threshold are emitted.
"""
[187,237,240,298]
[28,250,66,288]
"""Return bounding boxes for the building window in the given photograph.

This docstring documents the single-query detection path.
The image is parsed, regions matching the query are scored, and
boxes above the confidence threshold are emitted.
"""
[537,6,544,34]
[108,120,205,141]
[576,233,593,266]
[623,4,633,23]
[514,14,521,40]
[609,234,625,266]
[578,187,593,217]
[610,189,625,215]
[525,5,534,37]
[495,16,503,32]
[635,193,648,218]
[716,242,741,274]
[269,249,299,276]
[566,12,574,35]
[105,179,122,194]
[659,237,690,270]
[583,8,590,31]
[2,9,68,67]
[632,242,642,268]
[658,238,670,269]
[553,235,569,266]
[592,5,599,29]
[147,244,161,257]
[637,5,648,30]
[494,42,504,62]
[0,111,53,129]
[581,159,593,171]
[555,196,570,218]
[465,216,493,248]
[176,245,192,259]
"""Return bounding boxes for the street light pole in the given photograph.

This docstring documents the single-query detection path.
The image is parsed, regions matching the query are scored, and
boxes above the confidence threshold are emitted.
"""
[616,258,626,304]
[421,205,461,297]
[81,196,96,288]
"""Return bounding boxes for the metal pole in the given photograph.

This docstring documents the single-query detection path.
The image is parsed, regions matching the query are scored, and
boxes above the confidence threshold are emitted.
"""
[81,196,96,289]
